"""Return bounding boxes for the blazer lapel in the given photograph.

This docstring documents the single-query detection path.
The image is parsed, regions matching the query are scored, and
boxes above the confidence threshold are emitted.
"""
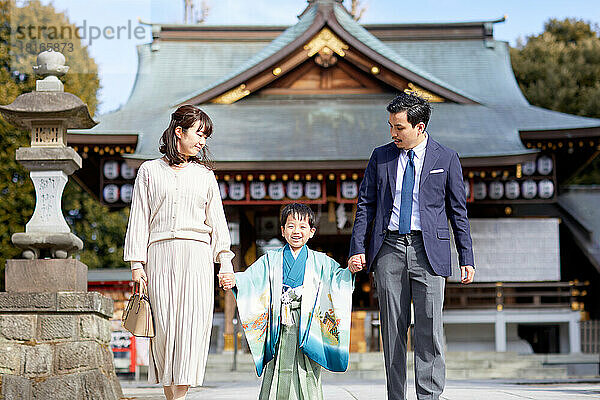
[386,144,400,198]
[420,137,441,188]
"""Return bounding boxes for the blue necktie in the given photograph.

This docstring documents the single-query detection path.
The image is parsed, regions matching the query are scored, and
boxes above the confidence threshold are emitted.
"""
[398,149,415,234]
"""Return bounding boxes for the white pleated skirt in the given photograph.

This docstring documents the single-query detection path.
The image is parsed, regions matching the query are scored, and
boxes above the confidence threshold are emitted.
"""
[146,239,214,387]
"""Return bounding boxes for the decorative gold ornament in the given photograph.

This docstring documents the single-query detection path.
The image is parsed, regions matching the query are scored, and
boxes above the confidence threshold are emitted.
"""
[211,84,251,104]
[404,83,444,103]
[304,28,349,57]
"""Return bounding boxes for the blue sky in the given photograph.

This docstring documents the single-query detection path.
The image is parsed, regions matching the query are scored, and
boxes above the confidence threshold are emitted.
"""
[39,0,600,115]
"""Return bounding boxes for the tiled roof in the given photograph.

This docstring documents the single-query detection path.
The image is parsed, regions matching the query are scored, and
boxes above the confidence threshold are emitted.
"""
[103,98,599,162]
[75,2,600,162]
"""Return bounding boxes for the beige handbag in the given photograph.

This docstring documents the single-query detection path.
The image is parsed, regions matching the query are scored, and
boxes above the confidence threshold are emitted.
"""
[122,281,155,338]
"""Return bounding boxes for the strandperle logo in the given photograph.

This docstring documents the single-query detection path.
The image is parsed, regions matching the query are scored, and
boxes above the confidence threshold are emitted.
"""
[12,19,147,49]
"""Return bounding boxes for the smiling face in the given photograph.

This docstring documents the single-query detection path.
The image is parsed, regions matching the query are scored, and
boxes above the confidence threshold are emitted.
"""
[175,120,207,157]
[389,111,426,150]
[281,213,316,252]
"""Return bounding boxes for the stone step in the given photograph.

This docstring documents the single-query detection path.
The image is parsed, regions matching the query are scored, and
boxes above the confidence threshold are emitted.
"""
[203,352,580,380]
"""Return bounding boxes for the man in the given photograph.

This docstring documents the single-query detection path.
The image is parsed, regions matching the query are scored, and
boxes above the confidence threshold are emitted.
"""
[348,92,475,400]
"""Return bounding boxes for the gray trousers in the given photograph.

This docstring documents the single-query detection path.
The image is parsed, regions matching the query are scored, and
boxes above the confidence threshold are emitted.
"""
[374,231,445,400]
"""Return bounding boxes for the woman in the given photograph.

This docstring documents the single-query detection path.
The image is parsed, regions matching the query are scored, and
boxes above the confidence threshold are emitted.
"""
[124,105,233,400]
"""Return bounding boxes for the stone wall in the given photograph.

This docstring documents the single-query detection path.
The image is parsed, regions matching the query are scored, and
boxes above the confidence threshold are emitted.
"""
[0,292,123,400]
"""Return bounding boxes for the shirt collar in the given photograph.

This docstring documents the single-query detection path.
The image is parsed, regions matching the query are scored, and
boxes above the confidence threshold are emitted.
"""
[404,133,428,160]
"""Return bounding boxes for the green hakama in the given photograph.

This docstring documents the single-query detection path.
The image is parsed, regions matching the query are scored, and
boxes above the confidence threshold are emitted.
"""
[259,302,323,400]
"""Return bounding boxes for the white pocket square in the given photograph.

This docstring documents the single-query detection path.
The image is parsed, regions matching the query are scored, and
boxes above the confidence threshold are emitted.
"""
[430,169,444,174]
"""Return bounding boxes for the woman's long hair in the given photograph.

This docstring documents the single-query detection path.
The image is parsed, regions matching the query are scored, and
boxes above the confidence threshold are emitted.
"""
[159,104,214,169]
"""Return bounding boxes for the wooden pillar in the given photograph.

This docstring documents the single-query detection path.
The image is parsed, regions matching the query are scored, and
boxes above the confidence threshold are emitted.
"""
[223,206,241,352]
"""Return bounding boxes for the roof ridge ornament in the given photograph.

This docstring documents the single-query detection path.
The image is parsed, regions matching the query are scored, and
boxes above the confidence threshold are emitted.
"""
[405,83,445,103]
[211,84,251,104]
[304,27,349,57]
[299,0,345,19]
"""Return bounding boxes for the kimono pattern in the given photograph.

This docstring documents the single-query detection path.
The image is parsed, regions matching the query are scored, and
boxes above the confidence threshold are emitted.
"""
[234,246,353,376]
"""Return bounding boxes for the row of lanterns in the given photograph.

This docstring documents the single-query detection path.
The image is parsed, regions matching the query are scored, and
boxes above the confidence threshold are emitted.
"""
[103,183,133,204]
[467,179,555,201]
[520,156,553,176]
[219,181,323,200]
[217,180,361,201]
[102,160,137,180]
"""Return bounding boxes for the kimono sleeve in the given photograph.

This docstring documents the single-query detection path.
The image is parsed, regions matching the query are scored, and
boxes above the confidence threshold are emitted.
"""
[234,254,272,376]
[303,254,354,372]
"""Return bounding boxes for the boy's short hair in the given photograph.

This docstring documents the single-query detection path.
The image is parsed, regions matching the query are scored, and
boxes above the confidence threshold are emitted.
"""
[280,203,316,228]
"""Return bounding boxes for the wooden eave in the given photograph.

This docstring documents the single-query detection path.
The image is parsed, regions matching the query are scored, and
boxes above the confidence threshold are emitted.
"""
[520,126,600,141]
[67,133,139,145]
[121,153,539,172]
[157,26,287,42]
[179,4,478,106]
[459,153,538,168]
[151,16,504,42]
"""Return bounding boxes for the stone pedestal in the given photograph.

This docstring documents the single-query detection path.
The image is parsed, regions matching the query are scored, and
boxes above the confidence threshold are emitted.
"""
[0,292,123,400]
[5,259,87,293]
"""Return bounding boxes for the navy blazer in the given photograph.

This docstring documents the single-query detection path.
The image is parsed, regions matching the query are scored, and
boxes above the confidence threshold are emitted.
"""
[349,138,474,277]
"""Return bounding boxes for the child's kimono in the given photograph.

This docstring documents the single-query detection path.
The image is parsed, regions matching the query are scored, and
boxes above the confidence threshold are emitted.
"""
[234,245,353,400]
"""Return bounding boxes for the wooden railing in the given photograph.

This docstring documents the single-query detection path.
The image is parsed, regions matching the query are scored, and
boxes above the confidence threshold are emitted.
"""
[444,281,589,311]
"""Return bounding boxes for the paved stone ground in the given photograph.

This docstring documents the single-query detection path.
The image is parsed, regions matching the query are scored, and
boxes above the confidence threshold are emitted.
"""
[121,379,600,399]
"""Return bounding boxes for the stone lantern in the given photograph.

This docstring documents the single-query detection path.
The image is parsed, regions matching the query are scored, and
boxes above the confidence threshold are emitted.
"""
[0,50,91,260]
[0,50,123,399]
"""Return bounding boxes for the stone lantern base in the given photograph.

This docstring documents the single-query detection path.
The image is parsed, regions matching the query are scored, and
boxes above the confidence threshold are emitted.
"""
[0,273,123,399]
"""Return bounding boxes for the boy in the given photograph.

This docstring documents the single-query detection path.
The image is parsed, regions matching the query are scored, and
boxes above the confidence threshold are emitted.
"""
[219,203,354,400]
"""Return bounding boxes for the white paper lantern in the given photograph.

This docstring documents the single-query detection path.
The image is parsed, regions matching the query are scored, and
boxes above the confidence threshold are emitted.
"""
[120,184,133,203]
[538,179,554,199]
[504,181,520,199]
[473,182,487,200]
[103,184,119,203]
[250,182,267,200]
[488,181,504,200]
[341,181,358,199]
[522,160,536,176]
[521,180,537,199]
[228,182,245,200]
[268,182,285,200]
[121,162,136,179]
[103,161,119,180]
[305,182,321,199]
[219,182,228,200]
[286,182,303,199]
[537,155,553,175]
[463,179,471,199]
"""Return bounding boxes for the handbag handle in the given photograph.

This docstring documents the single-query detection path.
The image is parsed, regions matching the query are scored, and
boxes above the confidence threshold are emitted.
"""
[134,279,148,295]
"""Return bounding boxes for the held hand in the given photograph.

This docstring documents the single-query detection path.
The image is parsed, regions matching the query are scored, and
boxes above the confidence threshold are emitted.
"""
[461,266,475,284]
[348,254,366,274]
[218,273,236,290]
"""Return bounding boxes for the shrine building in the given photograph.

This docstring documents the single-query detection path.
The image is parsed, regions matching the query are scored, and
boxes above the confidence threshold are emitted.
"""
[69,0,600,355]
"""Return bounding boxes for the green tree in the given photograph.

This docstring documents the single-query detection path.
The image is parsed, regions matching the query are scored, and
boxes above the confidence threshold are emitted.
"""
[510,18,600,184]
[0,0,127,289]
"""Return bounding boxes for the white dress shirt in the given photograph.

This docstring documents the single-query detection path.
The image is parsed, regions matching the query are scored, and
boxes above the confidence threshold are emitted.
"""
[388,135,428,232]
